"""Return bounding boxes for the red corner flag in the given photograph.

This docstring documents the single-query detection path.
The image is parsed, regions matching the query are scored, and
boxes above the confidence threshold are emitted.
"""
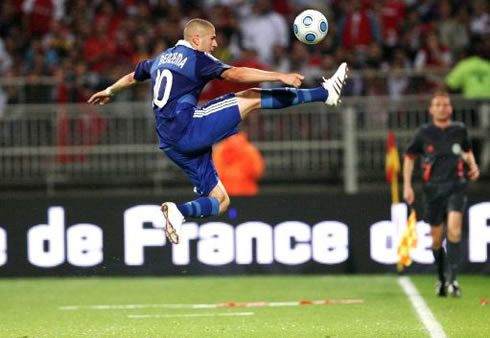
[397,208,418,272]
[385,130,401,203]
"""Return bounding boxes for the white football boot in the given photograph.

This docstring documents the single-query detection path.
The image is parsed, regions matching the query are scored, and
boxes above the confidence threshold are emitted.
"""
[161,202,184,244]
[322,62,349,106]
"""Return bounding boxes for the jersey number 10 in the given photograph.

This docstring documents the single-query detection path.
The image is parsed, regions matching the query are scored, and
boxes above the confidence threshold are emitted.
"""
[153,69,173,108]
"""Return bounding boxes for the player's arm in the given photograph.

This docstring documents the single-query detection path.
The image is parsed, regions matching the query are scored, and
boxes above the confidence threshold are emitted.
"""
[221,67,304,88]
[462,151,480,181]
[403,155,416,205]
[87,72,138,105]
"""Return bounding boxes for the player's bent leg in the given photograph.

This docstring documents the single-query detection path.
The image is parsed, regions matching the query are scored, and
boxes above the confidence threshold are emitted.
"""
[161,148,225,245]
[235,88,262,120]
[208,180,230,215]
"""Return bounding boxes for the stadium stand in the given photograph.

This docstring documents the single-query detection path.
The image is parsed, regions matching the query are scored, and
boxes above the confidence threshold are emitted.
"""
[0,0,488,192]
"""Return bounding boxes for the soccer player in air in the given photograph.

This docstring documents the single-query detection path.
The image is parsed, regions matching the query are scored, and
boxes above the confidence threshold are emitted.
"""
[88,18,348,244]
[403,91,480,297]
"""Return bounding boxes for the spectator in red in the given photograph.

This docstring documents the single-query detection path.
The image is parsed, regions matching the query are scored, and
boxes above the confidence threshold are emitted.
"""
[414,30,452,72]
[213,131,265,196]
[95,0,123,35]
[83,16,116,73]
[337,0,381,51]
[377,0,406,47]
[114,27,135,69]
[55,61,107,163]
[21,0,65,37]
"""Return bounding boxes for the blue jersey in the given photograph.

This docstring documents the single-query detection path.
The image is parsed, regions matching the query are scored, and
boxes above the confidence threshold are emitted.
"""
[133,40,231,147]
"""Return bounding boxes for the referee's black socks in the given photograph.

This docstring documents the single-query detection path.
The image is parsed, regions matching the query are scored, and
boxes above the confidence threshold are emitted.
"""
[432,248,446,282]
[447,241,461,282]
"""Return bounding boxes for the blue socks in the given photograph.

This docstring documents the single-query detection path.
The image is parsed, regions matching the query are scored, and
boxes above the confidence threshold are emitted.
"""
[260,87,327,109]
[177,197,220,218]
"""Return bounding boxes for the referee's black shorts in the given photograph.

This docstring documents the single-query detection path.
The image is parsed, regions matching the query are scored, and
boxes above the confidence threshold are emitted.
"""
[422,180,467,226]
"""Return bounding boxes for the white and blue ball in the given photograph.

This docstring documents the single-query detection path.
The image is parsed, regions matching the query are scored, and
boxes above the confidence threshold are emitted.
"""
[293,9,328,45]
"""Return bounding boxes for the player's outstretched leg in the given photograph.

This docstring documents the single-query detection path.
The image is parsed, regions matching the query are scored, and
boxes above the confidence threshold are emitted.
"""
[235,62,349,120]
[260,62,349,108]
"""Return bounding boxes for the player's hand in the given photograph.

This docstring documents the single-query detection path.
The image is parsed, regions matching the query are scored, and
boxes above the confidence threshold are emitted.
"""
[281,73,304,88]
[403,185,415,205]
[87,90,113,105]
[468,165,480,181]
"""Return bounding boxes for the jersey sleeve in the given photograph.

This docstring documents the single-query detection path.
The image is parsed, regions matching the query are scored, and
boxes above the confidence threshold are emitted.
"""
[198,53,231,81]
[134,59,154,81]
[405,128,424,158]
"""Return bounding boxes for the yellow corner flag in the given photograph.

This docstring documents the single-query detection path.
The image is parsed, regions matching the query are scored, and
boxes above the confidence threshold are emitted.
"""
[397,208,418,272]
[385,130,401,204]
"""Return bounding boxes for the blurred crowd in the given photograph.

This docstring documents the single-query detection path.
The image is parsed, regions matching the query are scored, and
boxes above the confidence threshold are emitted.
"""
[0,0,489,105]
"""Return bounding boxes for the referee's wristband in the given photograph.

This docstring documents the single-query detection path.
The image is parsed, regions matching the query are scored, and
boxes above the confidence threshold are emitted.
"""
[104,87,115,97]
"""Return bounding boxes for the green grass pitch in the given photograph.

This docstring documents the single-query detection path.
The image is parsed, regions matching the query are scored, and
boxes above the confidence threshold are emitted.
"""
[1,275,488,337]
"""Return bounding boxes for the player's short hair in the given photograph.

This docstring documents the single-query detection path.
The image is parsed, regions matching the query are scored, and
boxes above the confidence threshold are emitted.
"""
[430,90,451,105]
[184,19,215,40]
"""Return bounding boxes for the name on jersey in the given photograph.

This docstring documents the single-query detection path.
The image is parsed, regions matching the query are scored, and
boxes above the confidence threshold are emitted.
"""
[158,52,188,68]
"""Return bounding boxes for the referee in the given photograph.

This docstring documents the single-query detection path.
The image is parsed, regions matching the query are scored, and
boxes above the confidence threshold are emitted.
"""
[403,91,480,297]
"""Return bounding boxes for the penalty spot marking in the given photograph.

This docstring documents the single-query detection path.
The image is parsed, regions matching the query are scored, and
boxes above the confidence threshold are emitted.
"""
[128,312,254,319]
[398,276,447,338]
[59,299,364,311]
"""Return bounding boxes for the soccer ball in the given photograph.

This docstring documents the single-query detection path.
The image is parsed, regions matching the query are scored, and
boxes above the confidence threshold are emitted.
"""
[293,9,328,45]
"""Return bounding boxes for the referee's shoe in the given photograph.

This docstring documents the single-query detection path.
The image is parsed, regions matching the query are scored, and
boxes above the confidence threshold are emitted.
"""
[447,280,462,297]
[435,280,447,297]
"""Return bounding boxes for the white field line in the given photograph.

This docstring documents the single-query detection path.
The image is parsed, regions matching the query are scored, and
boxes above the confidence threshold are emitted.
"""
[398,276,447,338]
[128,312,255,319]
[59,299,364,311]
